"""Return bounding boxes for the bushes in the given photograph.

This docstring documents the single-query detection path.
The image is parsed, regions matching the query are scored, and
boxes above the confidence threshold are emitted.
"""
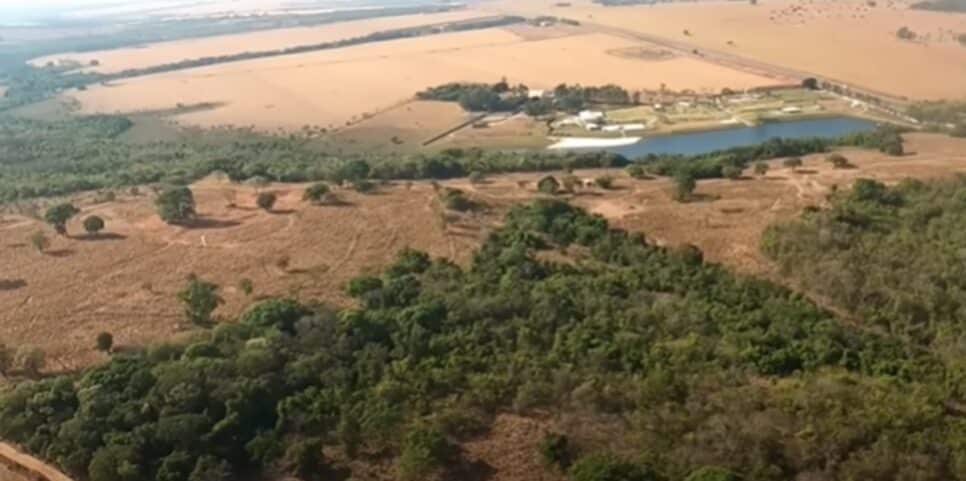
[569,453,661,481]
[398,426,455,480]
[255,192,277,211]
[539,433,572,470]
[156,187,196,225]
[303,182,331,203]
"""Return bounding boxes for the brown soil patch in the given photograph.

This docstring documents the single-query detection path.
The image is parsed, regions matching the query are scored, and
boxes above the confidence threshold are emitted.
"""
[460,414,568,481]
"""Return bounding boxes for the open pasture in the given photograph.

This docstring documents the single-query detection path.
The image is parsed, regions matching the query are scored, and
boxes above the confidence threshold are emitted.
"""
[66,29,779,132]
[486,0,966,100]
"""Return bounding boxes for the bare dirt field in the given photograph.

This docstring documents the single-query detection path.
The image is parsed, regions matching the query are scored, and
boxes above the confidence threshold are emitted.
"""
[65,28,778,131]
[28,10,490,74]
[3,133,965,371]
[485,0,966,100]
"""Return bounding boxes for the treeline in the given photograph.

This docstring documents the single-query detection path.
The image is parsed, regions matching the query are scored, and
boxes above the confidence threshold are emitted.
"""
[0,114,907,204]
[910,0,966,12]
[2,199,959,481]
[0,5,467,109]
[100,16,524,83]
[637,124,905,180]
[0,114,627,203]
[417,81,633,114]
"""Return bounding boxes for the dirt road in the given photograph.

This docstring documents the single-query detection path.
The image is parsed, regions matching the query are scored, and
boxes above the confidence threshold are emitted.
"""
[0,442,74,481]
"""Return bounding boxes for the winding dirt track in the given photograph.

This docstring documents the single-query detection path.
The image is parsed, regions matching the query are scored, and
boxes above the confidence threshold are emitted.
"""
[0,442,74,481]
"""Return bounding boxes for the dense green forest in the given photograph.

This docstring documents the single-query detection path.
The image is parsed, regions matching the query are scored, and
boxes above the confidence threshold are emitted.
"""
[2,196,964,481]
[763,176,966,388]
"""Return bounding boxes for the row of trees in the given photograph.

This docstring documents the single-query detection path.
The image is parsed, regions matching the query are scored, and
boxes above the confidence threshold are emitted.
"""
[1,196,961,481]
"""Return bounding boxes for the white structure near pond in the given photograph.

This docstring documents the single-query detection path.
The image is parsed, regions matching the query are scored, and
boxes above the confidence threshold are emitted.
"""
[578,110,605,129]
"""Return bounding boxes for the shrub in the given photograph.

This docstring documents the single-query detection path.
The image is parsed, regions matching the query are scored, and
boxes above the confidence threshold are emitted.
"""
[827,153,852,169]
[783,157,804,169]
[14,347,45,377]
[538,433,571,470]
[398,426,455,481]
[626,164,651,179]
[303,183,331,204]
[469,171,486,184]
[95,332,113,353]
[238,278,254,296]
[239,298,310,333]
[30,231,49,253]
[156,187,196,225]
[673,171,697,202]
[83,215,105,236]
[441,188,476,212]
[538,176,561,195]
[595,176,615,189]
[569,453,660,481]
[352,179,376,193]
[44,203,79,235]
[753,162,769,176]
[177,274,223,327]
[722,165,743,180]
[256,192,277,211]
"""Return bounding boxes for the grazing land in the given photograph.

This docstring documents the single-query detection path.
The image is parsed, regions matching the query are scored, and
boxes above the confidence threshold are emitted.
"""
[2,133,964,370]
[485,0,966,100]
[65,29,778,132]
[28,11,491,74]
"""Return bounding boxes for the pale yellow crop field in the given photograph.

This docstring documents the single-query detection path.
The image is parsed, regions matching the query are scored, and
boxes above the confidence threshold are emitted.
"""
[29,10,489,73]
[484,0,966,100]
[68,29,777,131]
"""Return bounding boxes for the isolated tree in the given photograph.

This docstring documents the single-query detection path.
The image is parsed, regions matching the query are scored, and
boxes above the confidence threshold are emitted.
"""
[302,183,332,204]
[44,203,79,235]
[673,171,697,202]
[538,176,561,195]
[30,231,50,253]
[177,274,223,327]
[722,166,743,180]
[96,332,114,353]
[156,187,196,225]
[83,215,105,237]
[827,153,851,169]
[784,157,804,170]
[802,77,819,90]
[256,192,277,211]
[754,162,770,176]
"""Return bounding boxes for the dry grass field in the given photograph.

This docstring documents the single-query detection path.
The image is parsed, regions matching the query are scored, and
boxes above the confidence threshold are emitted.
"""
[66,27,777,132]
[28,10,490,73]
[3,133,966,371]
[485,0,966,100]
[325,100,470,153]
